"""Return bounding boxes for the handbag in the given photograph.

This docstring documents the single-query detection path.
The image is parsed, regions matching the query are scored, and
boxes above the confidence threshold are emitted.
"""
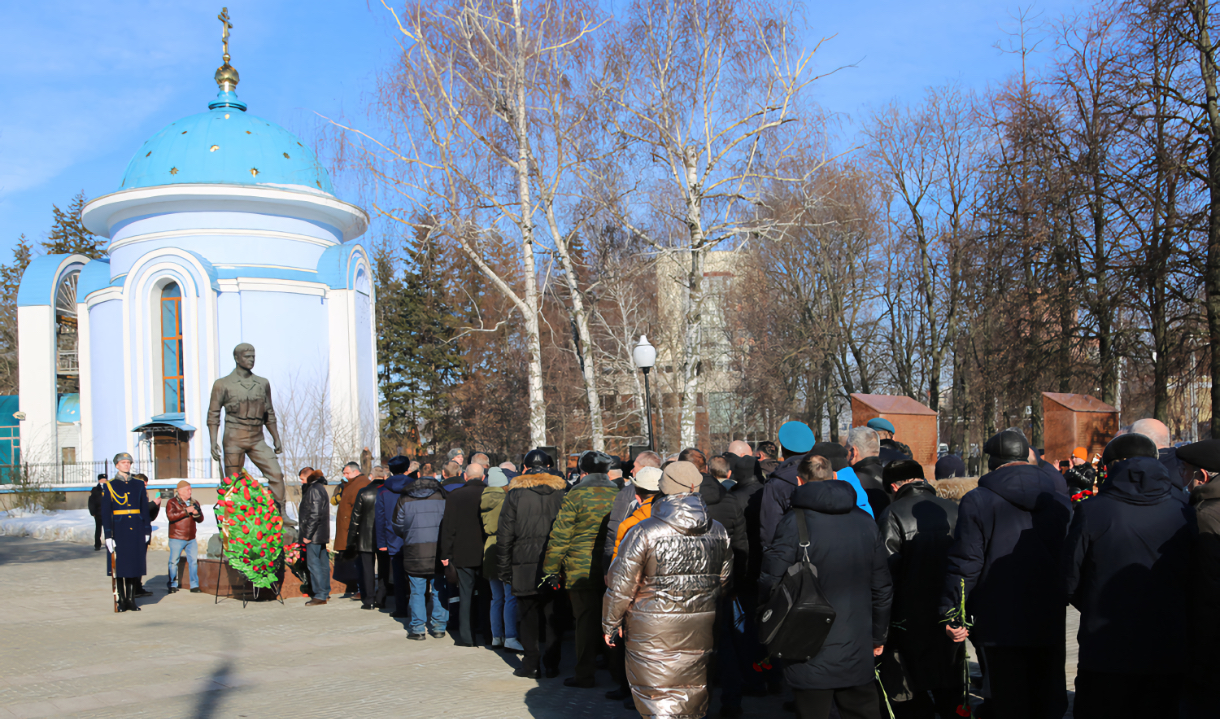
[757,509,837,661]
[332,554,360,584]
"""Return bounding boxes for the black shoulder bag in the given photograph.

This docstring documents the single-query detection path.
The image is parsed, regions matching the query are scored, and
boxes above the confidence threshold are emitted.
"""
[757,509,837,661]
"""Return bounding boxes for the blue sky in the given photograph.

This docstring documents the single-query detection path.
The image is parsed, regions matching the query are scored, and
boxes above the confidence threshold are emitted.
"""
[1,0,1084,258]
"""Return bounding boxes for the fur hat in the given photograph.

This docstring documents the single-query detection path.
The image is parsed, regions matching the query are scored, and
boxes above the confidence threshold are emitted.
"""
[1101,434,1158,466]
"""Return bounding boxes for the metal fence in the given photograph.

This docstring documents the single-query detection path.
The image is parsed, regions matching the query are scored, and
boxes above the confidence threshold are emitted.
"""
[2,458,222,487]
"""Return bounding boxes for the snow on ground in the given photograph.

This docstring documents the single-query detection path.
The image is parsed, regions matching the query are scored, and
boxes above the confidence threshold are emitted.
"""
[0,508,336,557]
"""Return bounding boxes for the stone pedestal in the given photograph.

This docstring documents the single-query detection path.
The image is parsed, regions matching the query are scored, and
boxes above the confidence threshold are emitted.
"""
[179,556,347,600]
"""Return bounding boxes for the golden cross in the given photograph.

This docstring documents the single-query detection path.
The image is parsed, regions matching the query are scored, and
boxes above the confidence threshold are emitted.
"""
[218,7,233,63]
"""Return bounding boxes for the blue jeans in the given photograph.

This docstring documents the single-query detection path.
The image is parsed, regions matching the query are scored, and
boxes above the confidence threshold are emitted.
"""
[305,543,330,600]
[168,538,198,588]
[488,578,518,640]
[408,575,448,634]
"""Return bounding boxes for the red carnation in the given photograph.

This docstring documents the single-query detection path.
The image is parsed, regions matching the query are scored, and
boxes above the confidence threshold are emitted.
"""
[243,487,251,500]
[956,705,972,717]
[257,531,264,539]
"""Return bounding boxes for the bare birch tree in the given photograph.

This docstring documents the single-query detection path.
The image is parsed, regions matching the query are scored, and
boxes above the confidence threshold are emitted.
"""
[335,0,609,448]
[587,0,820,447]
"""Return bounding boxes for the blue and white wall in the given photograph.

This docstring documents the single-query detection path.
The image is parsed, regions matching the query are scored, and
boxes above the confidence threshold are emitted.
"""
[17,183,376,475]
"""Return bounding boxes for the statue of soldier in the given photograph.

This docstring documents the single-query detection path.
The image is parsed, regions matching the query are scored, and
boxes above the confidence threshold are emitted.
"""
[208,343,289,520]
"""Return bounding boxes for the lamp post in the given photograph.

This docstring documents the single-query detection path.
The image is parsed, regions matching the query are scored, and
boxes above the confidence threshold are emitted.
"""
[633,335,657,451]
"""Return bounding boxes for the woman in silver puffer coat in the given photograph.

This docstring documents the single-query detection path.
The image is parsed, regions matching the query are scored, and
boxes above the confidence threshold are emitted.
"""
[602,461,732,718]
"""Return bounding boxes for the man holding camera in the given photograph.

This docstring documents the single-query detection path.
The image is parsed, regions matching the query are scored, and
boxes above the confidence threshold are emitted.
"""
[166,481,206,593]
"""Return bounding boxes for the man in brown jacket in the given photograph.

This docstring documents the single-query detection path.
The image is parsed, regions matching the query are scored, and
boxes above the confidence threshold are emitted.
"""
[333,461,370,599]
[166,481,205,593]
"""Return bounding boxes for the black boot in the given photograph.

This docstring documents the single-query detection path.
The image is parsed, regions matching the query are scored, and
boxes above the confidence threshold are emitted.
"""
[125,579,141,611]
[115,580,127,612]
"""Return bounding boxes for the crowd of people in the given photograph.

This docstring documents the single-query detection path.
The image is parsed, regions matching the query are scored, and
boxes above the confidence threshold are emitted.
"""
[91,413,1220,719]
[288,416,1216,718]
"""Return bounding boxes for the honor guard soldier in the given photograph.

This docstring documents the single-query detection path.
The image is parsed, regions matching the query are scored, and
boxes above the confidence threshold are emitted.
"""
[102,453,151,612]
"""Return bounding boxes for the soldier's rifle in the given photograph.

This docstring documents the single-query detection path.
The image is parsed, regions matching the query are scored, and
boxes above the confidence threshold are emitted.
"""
[111,546,119,613]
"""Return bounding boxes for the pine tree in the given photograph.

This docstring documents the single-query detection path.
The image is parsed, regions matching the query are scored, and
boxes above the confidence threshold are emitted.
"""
[374,226,464,457]
[43,192,106,258]
[0,236,33,395]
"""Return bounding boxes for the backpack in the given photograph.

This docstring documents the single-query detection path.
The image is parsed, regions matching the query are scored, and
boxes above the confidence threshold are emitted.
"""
[757,508,836,661]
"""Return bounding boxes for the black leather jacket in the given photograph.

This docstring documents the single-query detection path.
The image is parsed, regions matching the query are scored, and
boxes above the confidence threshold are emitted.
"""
[877,481,960,689]
[299,477,331,545]
[347,479,384,554]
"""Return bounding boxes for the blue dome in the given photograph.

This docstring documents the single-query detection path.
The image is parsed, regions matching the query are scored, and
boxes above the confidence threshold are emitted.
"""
[119,89,334,194]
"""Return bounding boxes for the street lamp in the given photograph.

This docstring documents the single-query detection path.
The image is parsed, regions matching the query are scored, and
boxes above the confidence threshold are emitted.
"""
[633,335,657,451]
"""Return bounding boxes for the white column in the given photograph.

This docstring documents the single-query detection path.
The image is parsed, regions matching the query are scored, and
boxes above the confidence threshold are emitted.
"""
[17,305,58,464]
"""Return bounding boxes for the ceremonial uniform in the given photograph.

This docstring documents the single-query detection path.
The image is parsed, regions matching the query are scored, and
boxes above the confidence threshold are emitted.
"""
[101,470,151,611]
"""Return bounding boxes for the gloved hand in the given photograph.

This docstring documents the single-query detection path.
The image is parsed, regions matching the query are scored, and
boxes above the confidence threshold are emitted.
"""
[105,538,115,553]
[144,535,151,544]
[539,573,562,591]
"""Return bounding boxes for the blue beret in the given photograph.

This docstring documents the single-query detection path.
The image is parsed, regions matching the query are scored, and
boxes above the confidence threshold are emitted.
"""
[867,417,896,434]
[778,421,815,454]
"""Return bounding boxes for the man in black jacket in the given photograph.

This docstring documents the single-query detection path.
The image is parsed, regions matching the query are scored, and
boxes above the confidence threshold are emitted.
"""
[440,462,487,647]
[699,471,749,716]
[498,449,568,679]
[876,460,961,719]
[299,469,331,606]
[942,428,1071,719]
[1065,434,1196,719]
[1177,439,1220,719]
[847,426,890,516]
[88,474,106,550]
[347,467,387,610]
[727,452,777,698]
[759,420,816,549]
[760,454,892,719]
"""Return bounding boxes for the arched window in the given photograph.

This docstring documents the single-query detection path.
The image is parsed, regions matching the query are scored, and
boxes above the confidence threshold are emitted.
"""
[160,283,184,413]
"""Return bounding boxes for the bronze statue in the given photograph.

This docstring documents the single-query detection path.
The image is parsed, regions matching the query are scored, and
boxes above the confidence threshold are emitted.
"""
[208,344,287,512]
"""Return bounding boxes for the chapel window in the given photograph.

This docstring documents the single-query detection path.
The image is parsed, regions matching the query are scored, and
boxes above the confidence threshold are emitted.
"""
[161,283,185,413]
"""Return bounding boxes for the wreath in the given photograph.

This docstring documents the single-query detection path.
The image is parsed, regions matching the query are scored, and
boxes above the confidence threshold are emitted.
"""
[215,470,285,588]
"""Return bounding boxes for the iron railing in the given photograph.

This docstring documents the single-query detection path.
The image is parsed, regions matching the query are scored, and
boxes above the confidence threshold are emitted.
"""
[4,458,222,487]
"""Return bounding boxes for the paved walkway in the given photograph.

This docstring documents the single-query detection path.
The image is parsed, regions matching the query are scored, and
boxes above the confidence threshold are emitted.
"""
[0,536,1080,718]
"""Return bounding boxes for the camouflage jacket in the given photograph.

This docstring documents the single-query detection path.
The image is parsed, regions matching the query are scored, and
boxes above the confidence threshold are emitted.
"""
[542,473,619,590]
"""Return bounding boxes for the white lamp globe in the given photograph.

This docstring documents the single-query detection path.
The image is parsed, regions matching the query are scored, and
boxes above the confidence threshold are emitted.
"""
[633,335,656,370]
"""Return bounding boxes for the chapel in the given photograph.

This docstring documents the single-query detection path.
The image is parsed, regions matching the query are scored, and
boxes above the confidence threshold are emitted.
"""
[16,41,378,482]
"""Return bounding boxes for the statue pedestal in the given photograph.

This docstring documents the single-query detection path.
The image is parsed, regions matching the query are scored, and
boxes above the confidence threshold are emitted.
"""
[179,556,347,600]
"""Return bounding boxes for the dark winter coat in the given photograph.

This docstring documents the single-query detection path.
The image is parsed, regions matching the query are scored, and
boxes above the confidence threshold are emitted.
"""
[1160,447,1187,492]
[439,478,486,568]
[759,480,893,691]
[729,469,766,588]
[497,470,567,596]
[699,474,748,587]
[100,476,151,578]
[1065,456,1196,674]
[1064,463,1096,495]
[1037,458,1070,496]
[88,483,103,517]
[760,453,805,549]
[941,463,1071,647]
[346,478,384,554]
[878,438,911,465]
[392,477,447,577]
[375,474,412,555]
[602,483,639,576]
[852,456,891,517]
[298,476,331,545]
[542,473,618,590]
[878,481,961,692]
[1189,478,1220,688]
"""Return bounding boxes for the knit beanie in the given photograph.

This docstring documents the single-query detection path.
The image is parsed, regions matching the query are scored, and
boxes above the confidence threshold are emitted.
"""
[659,461,702,495]
[486,467,510,488]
